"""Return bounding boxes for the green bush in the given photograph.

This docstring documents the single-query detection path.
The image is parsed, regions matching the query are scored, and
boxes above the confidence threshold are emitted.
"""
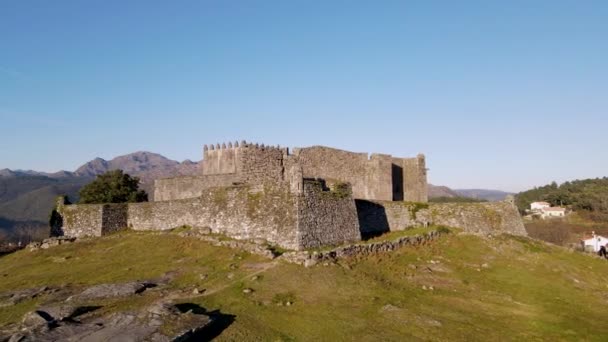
[79,170,148,204]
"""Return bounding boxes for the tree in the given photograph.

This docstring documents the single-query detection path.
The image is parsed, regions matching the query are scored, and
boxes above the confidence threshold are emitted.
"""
[79,170,148,204]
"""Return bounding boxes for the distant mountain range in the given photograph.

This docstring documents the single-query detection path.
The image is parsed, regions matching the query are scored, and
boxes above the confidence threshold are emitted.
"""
[0,151,512,242]
[453,189,514,202]
[427,185,512,202]
[0,152,199,242]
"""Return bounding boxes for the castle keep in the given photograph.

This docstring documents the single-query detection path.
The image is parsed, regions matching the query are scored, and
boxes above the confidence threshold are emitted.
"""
[55,142,526,250]
[154,142,427,202]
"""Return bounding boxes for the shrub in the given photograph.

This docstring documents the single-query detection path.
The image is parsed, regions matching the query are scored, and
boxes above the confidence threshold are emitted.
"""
[79,170,148,204]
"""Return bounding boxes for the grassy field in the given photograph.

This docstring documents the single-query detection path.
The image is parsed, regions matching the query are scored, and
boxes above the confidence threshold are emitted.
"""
[1,230,608,341]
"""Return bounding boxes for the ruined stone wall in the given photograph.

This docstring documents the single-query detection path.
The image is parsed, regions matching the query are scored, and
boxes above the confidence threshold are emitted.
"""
[297,180,361,249]
[425,202,526,236]
[101,204,128,235]
[357,200,526,236]
[128,184,301,250]
[154,174,241,201]
[59,204,104,237]
[294,146,393,201]
[237,145,287,185]
[400,154,428,202]
[59,203,128,238]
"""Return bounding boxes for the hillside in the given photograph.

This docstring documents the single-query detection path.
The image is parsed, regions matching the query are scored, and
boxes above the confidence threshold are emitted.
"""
[515,178,608,221]
[1,229,607,340]
[427,184,460,198]
[0,152,199,242]
[455,189,513,202]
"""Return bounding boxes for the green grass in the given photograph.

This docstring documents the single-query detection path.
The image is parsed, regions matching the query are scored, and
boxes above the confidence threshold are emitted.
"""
[363,226,440,243]
[1,230,608,341]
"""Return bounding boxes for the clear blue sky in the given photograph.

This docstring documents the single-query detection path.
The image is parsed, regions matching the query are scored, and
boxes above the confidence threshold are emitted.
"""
[1,1,606,192]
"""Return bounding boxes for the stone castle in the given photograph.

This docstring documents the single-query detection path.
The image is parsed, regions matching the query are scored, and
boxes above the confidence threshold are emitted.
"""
[55,142,526,250]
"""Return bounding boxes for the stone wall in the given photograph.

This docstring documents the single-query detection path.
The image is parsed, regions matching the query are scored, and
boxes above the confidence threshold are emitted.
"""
[294,146,393,201]
[101,204,129,235]
[128,184,300,249]
[357,200,526,236]
[154,143,427,204]
[58,203,128,238]
[425,202,527,236]
[154,174,241,201]
[401,154,428,202]
[202,142,240,175]
[59,204,104,237]
[297,180,361,249]
[237,145,288,185]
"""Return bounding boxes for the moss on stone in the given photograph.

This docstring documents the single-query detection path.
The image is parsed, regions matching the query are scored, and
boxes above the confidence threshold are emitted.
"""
[401,201,429,219]
[211,187,229,210]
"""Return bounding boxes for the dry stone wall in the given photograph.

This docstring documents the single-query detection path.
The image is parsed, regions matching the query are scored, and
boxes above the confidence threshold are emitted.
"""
[297,180,361,249]
[237,145,287,185]
[426,202,527,236]
[59,204,104,237]
[59,203,128,238]
[128,184,300,249]
[357,200,526,236]
[294,146,393,201]
[154,174,241,201]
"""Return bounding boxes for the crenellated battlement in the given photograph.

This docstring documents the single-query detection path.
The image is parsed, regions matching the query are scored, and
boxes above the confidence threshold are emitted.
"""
[204,140,284,152]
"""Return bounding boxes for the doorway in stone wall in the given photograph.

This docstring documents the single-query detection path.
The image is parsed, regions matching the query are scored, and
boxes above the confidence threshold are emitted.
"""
[392,164,404,201]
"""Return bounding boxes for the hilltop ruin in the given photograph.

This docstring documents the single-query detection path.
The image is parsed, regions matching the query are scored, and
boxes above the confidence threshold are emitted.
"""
[54,142,526,250]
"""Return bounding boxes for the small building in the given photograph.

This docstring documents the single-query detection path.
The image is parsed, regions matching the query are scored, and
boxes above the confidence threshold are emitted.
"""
[541,207,566,219]
[581,233,608,252]
[530,201,551,211]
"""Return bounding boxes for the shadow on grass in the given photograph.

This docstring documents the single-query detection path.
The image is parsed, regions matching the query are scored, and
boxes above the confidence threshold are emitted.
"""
[175,303,236,341]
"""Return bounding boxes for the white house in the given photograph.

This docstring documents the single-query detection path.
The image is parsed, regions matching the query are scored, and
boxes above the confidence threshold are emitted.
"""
[541,207,566,219]
[531,201,551,211]
[582,233,608,252]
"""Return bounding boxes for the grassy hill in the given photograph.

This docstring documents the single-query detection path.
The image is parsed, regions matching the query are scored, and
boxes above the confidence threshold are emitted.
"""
[1,230,607,341]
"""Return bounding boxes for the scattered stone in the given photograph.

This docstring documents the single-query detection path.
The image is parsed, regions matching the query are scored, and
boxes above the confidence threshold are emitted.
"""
[279,230,444,266]
[251,275,260,281]
[481,263,490,269]
[425,318,443,327]
[304,258,318,268]
[242,288,253,294]
[198,226,212,235]
[192,288,206,295]
[147,302,181,317]
[199,274,208,280]
[226,273,235,280]
[28,237,76,251]
[380,304,400,312]
[422,285,428,290]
